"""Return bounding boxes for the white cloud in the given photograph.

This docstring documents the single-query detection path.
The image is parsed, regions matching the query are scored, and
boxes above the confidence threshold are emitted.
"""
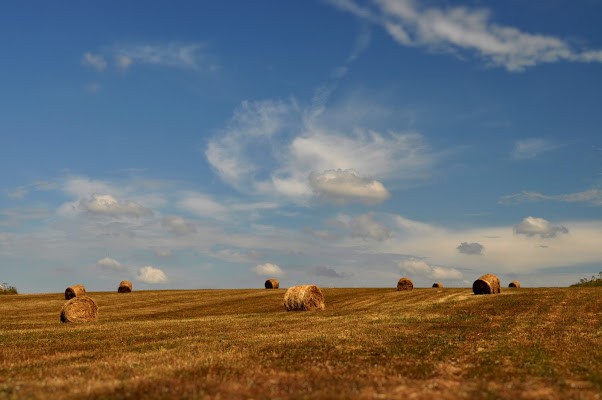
[398,258,463,280]
[206,98,436,204]
[309,169,391,205]
[457,241,483,255]
[206,99,298,190]
[348,213,392,241]
[500,189,602,207]
[80,194,152,217]
[136,266,167,284]
[110,42,214,71]
[511,138,558,160]
[162,215,197,236]
[81,52,107,71]
[96,257,124,271]
[514,217,568,238]
[328,0,602,71]
[250,262,283,277]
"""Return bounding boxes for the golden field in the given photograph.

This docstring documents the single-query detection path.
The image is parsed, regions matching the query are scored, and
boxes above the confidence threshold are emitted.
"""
[0,287,600,399]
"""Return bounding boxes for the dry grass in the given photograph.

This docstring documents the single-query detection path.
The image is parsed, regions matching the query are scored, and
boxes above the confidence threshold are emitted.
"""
[0,287,600,399]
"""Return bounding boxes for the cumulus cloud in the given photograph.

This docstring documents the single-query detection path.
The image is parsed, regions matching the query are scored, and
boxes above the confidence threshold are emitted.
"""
[96,257,124,271]
[457,242,484,255]
[511,138,558,160]
[136,266,167,284]
[81,52,107,71]
[162,215,197,236]
[500,189,602,207]
[348,213,392,241]
[309,169,391,205]
[250,263,283,277]
[313,266,351,278]
[328,0,602,71]
[514,217,568,238]
[398,258,463,280]
[79,194,152,217]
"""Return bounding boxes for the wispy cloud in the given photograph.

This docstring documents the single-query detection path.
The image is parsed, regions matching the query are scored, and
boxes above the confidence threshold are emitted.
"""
[207,98,436,205]
[110,42,215,71]
[511,138,558,160]
[81,52,107,71]
[327,0,602,71]
[500,189,602,206]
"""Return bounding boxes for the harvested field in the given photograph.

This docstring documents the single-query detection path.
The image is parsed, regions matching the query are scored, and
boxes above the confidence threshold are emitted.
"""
[0,287,600,399]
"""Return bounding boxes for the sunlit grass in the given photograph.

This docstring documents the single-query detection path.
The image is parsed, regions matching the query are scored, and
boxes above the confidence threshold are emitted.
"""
[0,287,600,399]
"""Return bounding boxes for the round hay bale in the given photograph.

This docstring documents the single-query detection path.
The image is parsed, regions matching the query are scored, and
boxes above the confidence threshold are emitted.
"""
[265,279,279,289]
[60,296,98,323]
[397,277,414,291]
[432,282,443,288]
[65,284,86,300]
[118,280,133,293]
[283,285,324,311]
[508,281,520,288]
[472,274,501,295]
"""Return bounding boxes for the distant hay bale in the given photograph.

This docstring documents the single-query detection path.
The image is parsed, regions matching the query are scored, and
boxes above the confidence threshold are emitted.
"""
[283,285,324,311]
[60,296,98,323]
[0,284,3,291]
[65,284,86,300]
[265,279,279,289]
[118,280,133,293]
[397,277,414,291]
[432,282,443,288]
[472,274,501,295]
[508,281,520,288]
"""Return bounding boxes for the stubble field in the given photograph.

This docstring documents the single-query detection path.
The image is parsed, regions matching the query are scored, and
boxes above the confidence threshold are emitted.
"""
[0,287,600,399]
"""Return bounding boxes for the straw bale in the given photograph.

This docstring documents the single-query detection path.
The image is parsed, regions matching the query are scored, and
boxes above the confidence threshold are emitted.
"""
[283,285,324,311]
[65,284,86,300]
[397,277,414,291]
[118,280,133,293]
[472,274,501,295]
[265,279,279,289]
[60,296,98,323]
[508,281,520,288]
[432,282,443,288]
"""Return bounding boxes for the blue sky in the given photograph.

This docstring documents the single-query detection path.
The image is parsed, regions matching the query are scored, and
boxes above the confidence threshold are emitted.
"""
[2,0,602,293]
